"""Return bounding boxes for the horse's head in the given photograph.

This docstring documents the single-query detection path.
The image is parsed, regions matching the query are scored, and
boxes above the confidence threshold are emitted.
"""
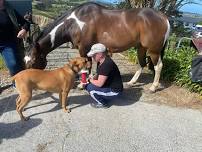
[24,42,47,69]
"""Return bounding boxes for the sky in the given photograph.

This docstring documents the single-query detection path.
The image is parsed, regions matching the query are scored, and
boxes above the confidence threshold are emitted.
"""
[180,1,202,15]
[95,0,202,15]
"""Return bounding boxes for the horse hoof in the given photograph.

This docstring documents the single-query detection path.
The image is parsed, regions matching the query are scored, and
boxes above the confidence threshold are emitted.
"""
[144,88,156,94]
[148,89,156,94]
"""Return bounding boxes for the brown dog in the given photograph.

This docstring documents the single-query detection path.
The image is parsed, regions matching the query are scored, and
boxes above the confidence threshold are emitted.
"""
[12,57,90,121]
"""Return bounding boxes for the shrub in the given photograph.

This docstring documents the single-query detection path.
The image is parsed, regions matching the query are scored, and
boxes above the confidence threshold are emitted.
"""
[0,56,5,70]
[126,42,202,95]
[162,47,202,95]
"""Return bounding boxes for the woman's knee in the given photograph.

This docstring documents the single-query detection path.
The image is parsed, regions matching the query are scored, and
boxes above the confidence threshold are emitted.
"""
[85,83,95,92]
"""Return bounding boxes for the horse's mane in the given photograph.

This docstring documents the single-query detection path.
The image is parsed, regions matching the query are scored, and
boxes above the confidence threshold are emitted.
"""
[35,2,107,42]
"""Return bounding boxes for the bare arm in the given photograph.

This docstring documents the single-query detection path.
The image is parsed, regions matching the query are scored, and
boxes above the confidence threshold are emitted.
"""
[89,75,108,87]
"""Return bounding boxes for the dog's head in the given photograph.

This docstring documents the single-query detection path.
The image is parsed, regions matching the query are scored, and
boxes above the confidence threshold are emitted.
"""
[68,57,91,73]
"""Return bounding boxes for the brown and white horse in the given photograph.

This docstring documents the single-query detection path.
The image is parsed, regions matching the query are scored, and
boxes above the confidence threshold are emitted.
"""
[25,2,170,92]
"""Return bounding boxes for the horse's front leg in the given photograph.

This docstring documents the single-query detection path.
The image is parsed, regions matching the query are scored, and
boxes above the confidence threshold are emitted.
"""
[127,47,146,86]
[149,57,163,93]
[127,64,143,86]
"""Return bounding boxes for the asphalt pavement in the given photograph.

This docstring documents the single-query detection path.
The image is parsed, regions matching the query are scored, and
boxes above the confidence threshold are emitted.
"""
[0,47,202,152]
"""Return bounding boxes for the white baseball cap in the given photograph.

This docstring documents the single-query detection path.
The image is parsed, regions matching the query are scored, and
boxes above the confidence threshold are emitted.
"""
[87,43,106,57]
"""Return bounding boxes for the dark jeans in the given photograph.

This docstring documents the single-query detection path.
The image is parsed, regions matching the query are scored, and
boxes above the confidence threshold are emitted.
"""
[85,83,121,105]
[0,42,24,76]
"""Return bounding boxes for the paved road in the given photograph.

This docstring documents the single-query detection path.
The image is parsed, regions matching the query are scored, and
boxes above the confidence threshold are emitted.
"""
[0,47,202,152]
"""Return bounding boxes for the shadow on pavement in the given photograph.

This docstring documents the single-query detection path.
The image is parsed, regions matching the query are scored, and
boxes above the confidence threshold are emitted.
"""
[122,73,153,84]
[109,86,143,107]
[0,92,54,117]
[0,118,42,143]
[0,94,18,117]
[0,84,12,94]
[0,85,144,119]
[69,86,143,109]
[121,73,172,91]
[27,85,143,114]
[68,94,93,110]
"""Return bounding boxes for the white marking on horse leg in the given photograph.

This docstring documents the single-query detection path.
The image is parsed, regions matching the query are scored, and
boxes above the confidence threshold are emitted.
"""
[163,19,170,45]
[149,57,163,92]
[24,56,31,63]
[66,11,85,30]
[49,22,64,48]
[127,64,143,85]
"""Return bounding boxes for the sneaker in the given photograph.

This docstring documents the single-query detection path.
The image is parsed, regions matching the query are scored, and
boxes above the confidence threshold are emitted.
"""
[90,103,109,109]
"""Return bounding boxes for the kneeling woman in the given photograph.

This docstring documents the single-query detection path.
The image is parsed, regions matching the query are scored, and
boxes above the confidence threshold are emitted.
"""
[83,43,123,108]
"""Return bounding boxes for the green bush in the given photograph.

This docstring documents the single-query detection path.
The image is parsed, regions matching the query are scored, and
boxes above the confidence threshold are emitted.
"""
[0,56,5,70]
[162,47,202,95]
[126,42,202,95]
[127,48,137,63]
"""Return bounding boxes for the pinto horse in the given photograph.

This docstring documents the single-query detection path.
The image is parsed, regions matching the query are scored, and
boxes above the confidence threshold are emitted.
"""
[25,2,170,92]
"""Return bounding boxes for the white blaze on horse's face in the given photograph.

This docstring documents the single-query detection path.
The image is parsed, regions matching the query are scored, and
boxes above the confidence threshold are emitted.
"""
[49,22,64,48]
[24,55,31,63]
[66,11,85,30]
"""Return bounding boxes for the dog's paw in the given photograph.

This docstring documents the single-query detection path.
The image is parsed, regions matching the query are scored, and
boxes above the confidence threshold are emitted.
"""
[22,116,30,121]
[63,108,71,113]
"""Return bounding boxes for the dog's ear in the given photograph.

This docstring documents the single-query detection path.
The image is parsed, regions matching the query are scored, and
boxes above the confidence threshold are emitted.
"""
[69,59,76,66]
[69,59,80,72]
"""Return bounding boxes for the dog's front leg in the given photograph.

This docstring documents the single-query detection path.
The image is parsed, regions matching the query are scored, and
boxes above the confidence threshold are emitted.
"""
[60,91,71,113]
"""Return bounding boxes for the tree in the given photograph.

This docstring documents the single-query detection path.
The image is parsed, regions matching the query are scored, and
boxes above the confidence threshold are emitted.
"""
[124,0,202,17]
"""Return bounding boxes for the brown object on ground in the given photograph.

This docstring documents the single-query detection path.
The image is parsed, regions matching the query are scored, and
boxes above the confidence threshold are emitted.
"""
[11,57,89,121]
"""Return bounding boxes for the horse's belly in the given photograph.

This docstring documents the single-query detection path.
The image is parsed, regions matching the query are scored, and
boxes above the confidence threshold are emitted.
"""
[98,30,136,51]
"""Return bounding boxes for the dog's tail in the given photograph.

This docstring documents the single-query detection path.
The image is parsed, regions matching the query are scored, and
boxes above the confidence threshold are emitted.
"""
[10,75,17,83]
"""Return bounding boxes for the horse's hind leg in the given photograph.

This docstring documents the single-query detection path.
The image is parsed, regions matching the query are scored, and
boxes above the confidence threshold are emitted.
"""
[149,54,163,93]
[127,47,146,86]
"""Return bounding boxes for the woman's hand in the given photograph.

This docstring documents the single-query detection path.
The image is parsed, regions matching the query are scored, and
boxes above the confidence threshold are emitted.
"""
[17,29,27,38]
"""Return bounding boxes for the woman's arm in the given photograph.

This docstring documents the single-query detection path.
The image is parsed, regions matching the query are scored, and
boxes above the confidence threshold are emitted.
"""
[89,75,108,87]
[14,10,30,38]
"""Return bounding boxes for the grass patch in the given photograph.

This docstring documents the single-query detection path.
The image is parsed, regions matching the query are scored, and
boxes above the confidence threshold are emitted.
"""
[0,56,6,70]
[126,41,202,95]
